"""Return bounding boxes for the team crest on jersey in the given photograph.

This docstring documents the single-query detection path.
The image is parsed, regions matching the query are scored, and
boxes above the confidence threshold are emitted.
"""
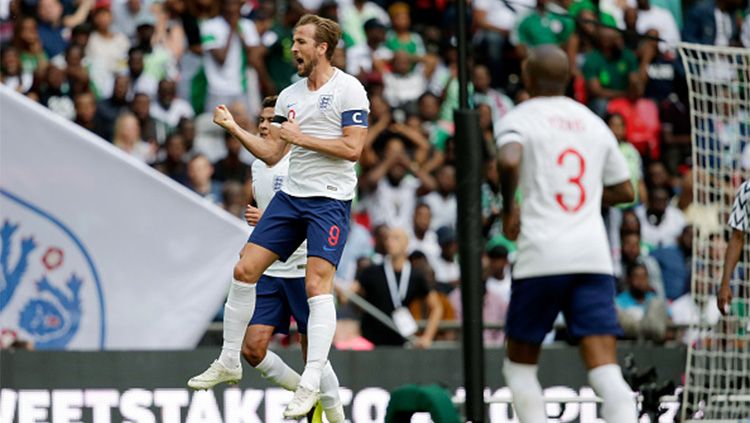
[0,190,105,349]
[318,95,334,111]
[273,176,285,192]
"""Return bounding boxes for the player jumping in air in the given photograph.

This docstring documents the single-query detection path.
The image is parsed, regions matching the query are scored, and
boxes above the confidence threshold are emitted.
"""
[717,179,749,316]
[496,45,638,422]
[189,96,345,422]
[188,14,369,418]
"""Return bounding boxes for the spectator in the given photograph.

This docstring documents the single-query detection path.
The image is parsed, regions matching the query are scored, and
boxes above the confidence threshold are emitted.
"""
[616,262,668,341]
[472,64,514,126]
[150,78,195,137]
[200,0,261,111]
[607,112,645,206]
[112,112,155,162]
[63,44,92,97]
[153,132,188,184]
[187,153,223,204]
[355,228,443,347]
[13,16,48,75]
[617,230,665,297]
[408,203,441,261]
[633,0,681,54]
[112,0,153,42]
[73,91,108,138]
[40,64,76,119]
[651,225,692,300]
[339,0,390,48]
[213,131,251,183]
[262,1,305,94]
[582,26,641,116]
[127,47,158,98]
[430,226,460,294]
[682,0,741,46]
[37,0,94,58]
[384,2,425,60]
[130,91,157,143]
[364,138,436,230]
[0,45,33,93]
[382,50,433,110]
[86,5,131,85]
[221,180,245,217]
[514,0,575,56]
[422,164,457,230]
[472,0,520,86]
[450,246,510,346]
[96,74,131,140]
[639,29,678,103]
[636,187,687,247]
[482,157,503,238]
[177,116,196,153]
[646,161,673,194]
[346,18,391,78]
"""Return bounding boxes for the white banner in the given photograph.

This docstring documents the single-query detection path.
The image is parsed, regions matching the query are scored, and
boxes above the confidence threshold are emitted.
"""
[0,85,250,350]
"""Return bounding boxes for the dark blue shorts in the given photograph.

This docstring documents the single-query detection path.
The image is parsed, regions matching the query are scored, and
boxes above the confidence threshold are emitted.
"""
[249,274,309,334]
[505,273,623,344]
[248,191,351,267]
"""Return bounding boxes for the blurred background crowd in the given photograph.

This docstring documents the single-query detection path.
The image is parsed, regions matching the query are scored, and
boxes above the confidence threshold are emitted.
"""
[1,0,748,350]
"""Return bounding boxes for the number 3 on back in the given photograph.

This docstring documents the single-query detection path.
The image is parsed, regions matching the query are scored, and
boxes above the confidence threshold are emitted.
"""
[556,148,586,212]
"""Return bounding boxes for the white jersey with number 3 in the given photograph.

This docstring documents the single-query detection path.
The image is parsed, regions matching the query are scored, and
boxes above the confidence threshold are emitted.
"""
[274,68,369,201]
[495,97,630,278]
[251,153,306,278]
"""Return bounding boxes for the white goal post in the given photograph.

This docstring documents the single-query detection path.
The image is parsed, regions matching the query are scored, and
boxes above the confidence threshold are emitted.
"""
[678,42,750,421]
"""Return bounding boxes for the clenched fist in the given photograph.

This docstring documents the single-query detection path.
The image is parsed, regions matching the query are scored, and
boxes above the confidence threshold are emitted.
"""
[213,105,236,130]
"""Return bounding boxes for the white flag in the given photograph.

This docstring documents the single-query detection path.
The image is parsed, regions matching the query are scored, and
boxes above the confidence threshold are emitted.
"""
[0,85,250,350]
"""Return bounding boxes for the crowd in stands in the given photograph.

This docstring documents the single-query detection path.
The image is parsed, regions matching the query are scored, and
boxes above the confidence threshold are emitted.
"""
[2,0,748,350]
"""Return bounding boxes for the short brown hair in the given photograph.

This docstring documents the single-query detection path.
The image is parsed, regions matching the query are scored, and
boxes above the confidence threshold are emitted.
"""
[294,14,341,61]
[262,95,278,108]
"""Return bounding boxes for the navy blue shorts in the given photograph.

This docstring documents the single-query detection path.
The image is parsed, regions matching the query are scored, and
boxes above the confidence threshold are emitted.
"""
[248,191,351,267]
[505,273,623,344]
[249,274,309,334]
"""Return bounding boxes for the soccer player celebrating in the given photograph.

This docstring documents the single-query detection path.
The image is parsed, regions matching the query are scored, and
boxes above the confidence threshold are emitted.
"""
[189,96,346,422]
[717,179,749,316]
[188,14,369,418]
[496,45,638,422]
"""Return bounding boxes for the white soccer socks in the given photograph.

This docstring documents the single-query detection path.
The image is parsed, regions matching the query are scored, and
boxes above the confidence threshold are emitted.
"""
[255,350,302,391]
[299,294,337,391]
[503,359,547,423]
[219,279,257,369]
[588,364,638,423]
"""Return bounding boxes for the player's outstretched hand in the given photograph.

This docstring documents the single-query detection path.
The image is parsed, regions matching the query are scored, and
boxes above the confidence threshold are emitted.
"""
[280,117,302,144]
[717,282,733,316]
[213,105,236,130]
[502,206,521,241]
[245,205,263,226]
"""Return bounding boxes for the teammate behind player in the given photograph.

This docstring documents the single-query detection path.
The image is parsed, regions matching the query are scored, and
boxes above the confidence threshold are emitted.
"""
[717,179,749,316]
[189,14,369,418]
[496,45,638,422]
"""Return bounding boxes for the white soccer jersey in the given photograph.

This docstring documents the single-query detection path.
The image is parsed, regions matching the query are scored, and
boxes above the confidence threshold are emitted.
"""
[200,17,260,96]
[275,68,369,200]
[251,153,307,278]
[495,97,630,278]
[729,179,750,233]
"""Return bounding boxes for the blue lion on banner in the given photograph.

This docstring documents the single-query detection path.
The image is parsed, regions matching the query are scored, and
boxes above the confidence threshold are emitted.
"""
[0,221,37,311]
[19,275,82,349]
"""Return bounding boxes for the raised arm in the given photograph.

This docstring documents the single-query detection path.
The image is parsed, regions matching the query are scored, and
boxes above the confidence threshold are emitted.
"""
[280,118,367,162]
[213,105,288,166]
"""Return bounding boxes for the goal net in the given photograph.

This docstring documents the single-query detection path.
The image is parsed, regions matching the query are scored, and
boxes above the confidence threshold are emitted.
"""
[678,42,750,421]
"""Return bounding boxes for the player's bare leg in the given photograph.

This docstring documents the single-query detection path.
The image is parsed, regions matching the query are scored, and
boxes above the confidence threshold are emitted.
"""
[504,338,547,422]
[580,335,637,423]
[284,256,337,417]
[187,244,278,389]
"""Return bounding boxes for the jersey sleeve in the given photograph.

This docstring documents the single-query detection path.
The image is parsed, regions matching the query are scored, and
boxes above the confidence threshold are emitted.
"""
[340,77,369,127]
[200,19,224,51]
[729,180,750,233]
[602,132,631,186]
[274,89,288,119]
[494,109,527,148]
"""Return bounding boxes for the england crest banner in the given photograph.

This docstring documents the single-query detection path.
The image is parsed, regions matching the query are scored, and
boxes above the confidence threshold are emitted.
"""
[0,85,250,350]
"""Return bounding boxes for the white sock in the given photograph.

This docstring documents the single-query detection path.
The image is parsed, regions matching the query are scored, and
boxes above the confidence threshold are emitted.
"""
[254,350,301,391]
[299,294,336,391]
[588,364,638,423]
[503,359,547,423]
[219,279,256,369]
[320,361,342,410]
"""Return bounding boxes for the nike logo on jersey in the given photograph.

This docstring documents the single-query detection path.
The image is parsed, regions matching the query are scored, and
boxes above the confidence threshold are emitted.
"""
[323,245,337,252]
